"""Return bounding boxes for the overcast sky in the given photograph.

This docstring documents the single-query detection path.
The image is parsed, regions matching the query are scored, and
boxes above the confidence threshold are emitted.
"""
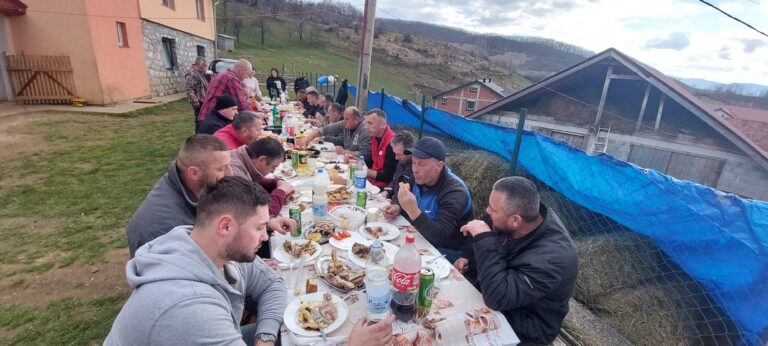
[368,0,768,85]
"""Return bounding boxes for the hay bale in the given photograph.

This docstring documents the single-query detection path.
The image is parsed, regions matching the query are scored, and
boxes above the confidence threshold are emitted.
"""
[574,232,666,303]
[446,152,508,214]
[599,287,687,346]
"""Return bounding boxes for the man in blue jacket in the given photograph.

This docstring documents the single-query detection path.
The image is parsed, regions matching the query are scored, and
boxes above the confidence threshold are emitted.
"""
[455,176,578,345]
[382,137,473,262]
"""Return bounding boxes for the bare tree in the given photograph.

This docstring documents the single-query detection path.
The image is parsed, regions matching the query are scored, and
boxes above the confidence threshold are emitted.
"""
[220,0,230,33]
[257,17,270,45]
[310,24,322,43]
[265,0,282,16]
[232,18,244,42]
[296,19,306,43]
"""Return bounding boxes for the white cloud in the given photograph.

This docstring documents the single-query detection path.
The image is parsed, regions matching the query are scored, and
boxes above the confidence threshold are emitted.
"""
[374,0,768,84]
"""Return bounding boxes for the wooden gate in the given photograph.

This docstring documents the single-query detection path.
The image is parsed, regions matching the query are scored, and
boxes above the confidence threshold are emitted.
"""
[7,54,77,105]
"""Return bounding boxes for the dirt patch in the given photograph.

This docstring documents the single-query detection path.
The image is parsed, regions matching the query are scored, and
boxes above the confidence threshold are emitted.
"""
[0,112,57,162]
[0,248,130,307]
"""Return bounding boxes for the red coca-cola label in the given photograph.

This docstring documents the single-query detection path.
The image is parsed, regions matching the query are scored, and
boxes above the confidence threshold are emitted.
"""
[391,268,420,292]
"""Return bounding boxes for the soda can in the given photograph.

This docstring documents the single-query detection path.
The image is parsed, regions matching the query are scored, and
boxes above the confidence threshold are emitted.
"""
[291,150,299,169]
[416,268,434,308]
[356,190,368,208]
[348,164,356,186]
[289,207,302,237]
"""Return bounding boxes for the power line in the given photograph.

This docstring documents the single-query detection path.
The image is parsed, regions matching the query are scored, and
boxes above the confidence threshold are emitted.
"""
[697,0,768,38]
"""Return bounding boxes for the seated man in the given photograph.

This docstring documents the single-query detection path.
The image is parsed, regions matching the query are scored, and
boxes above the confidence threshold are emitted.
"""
[454,177,578,345]
[384,130,416,198]
[198,94,239,135]
[110,177,396,346]
[107,177,286,345]
[213,110,263,149]
[298,106,371,158]
[382,137,473,262]
[302,90,325,118]
[126,135,294,257]
[295,89,310,111]
[310,102,343,127]
[321,93,334,113]
[350,108,397,190]
[230,137,294,217]
[197,59,254,125]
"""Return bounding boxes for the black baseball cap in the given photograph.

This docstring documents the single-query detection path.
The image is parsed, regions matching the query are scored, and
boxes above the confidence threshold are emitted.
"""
[405,137,446,161]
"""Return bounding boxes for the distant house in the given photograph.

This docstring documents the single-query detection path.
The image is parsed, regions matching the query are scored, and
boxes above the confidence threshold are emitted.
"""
[0,0,214,104]
[468,48,768,201]
[433,79,508,116]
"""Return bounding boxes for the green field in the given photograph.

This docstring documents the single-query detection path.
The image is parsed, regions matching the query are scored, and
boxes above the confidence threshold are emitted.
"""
[220,14,416,99]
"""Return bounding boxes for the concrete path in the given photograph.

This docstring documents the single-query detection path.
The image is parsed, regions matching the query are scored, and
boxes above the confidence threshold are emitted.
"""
[0,94,186,118]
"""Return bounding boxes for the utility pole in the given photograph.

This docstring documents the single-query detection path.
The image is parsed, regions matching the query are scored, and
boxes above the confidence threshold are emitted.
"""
[355,0,377,111]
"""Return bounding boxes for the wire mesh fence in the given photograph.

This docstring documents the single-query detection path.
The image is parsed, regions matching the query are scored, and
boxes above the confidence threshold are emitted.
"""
[374,89,766,346]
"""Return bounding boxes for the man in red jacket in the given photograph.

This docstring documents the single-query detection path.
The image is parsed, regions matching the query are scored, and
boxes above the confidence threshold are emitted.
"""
[213,111,263,149]
[354,108,396,190]
[197,59,254,124]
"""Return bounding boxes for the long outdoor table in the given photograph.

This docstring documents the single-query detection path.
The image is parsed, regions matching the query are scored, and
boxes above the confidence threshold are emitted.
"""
[268,123,519,346]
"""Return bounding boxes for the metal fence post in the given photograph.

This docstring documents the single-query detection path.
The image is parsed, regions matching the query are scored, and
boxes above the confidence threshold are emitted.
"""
[419,95,426,139]
[509,108,527,176]
[333,79,337,98]
[380,88,385,110]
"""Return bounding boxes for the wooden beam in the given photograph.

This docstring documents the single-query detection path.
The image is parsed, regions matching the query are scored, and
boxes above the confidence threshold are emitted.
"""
[654,94,666,130]
[609,74,642,80]
[636,83,651,132]
[594,64,614,128]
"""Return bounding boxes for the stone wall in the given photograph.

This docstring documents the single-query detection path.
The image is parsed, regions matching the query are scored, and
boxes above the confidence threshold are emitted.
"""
[141,20,214,97]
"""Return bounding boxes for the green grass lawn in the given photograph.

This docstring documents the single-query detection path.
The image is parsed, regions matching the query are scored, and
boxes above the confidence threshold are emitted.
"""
[220,13,418,99]
[0,101,191,344]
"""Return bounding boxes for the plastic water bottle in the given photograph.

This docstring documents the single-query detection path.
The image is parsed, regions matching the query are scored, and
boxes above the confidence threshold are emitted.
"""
[312,167,330,222]
[354,156,367,190]
[280,92,287,106]
[390,234,421,322]
[365,240,391,323]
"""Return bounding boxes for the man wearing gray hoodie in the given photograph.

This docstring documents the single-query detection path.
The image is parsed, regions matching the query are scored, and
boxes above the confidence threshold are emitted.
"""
[106,177,286,345]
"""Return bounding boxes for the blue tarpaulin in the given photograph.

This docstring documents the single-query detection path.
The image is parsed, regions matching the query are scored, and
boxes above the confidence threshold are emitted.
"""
[351,87,768,344]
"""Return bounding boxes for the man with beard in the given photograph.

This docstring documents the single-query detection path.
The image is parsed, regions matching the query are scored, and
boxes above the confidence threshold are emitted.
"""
[107,177,396,346]
[126,135,294,257]
[454,176,578,345]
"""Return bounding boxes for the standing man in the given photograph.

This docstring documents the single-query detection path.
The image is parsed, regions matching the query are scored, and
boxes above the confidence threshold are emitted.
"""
[297,106,371,158]
[107,177,287,345]
[185,56,209,132]
[382,137,473,262]
[384,130,416,198]
[197,59,254,125]
[355,108,397,190]
[454,176,578,345]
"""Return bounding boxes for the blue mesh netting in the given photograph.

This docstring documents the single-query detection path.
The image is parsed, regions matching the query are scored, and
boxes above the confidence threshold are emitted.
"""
[351,87,768,345]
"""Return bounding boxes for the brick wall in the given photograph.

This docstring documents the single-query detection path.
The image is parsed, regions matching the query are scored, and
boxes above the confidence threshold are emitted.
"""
[434,82,503,116]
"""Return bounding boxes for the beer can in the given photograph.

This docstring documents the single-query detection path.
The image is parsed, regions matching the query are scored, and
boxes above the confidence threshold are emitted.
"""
[298,151,308,170]
[416,268,434,308]
[356,190,368,208]
[289,207,302,237]
[291,151,299,169]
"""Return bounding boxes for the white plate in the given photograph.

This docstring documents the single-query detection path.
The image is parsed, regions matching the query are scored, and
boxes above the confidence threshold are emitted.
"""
[328,184,381,198]
[310,143,335,152]
[328,231,366,250]
[272,239,322,264]
[283,292,349,337]
[421,256,451,279]
[359,222,400,241]
[347,240,399,268]
[274,167,297,179]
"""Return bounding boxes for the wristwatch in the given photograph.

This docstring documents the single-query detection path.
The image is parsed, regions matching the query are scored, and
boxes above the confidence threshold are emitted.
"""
[256,333,277,342]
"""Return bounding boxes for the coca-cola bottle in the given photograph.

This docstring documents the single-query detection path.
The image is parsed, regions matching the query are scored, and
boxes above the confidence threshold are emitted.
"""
[390,234,421,322]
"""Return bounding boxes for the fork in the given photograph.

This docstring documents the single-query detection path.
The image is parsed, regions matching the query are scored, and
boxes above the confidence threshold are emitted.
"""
[311,309,327,342]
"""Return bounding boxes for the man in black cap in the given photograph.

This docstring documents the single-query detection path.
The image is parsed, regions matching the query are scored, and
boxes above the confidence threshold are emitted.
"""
[198,94,239,135]
[381,137,473,262]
